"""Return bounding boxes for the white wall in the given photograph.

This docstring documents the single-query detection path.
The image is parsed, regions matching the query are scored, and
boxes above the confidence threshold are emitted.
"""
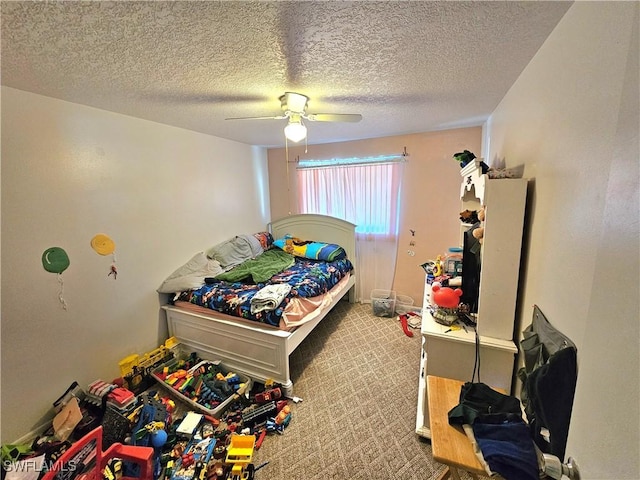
[485,3,639,478]
[0,87,271,442]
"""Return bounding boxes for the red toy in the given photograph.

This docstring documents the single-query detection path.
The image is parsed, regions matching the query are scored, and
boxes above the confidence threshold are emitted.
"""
[431,283,463,308]
[431,283,463,326]
[254,387,282,404]
[398,314,414,337]
[41,426,153,480]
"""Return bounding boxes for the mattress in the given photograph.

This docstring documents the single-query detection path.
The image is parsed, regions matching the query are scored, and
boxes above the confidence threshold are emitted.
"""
[173,256,354,328]
[173,272,352,331]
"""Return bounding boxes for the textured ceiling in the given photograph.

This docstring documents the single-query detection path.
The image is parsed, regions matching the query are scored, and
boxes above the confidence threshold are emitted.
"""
[1,1,571,148]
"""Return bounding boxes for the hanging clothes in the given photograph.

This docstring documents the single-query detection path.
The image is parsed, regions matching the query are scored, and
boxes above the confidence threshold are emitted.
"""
[518,304,578,462]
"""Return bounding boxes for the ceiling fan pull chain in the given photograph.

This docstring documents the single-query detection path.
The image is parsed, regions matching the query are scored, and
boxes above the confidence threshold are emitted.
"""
[285,138,292,215]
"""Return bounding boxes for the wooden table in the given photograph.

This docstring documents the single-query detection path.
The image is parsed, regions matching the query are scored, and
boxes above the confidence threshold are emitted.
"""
[427,375,502,480]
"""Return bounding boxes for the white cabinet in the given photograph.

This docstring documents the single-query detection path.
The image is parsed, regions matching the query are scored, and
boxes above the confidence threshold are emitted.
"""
[460,161,528,340]
[415,281,518,438]
[415,161,528,438]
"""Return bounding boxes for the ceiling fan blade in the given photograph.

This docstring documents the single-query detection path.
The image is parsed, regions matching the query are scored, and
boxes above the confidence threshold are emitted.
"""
[306,113,363,123]
[225,115,287,121]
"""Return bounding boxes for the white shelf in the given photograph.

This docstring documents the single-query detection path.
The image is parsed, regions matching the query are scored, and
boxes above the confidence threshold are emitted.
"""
[459,169,528,340]
[415,163,527,439]
[421,281,517,353]
[421,308,517,353]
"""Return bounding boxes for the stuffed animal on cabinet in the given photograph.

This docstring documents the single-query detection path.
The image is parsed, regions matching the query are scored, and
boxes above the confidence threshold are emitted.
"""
[459,209,480,224]
[431,283,463,309]
[431,282,463,326]
[472,206,486,244]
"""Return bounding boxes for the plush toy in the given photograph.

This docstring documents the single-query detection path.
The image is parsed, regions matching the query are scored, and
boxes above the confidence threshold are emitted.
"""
[453,150,476,168]
[459,209,479,224]
[284,236,307,254]
[472,206,485,244]
[284,237,295,254]
[431,283,463,309]
[452,150,490,173]
[431,282,463,326]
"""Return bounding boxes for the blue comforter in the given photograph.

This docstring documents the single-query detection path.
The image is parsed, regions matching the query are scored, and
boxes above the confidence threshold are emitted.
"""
[175,257,353,326]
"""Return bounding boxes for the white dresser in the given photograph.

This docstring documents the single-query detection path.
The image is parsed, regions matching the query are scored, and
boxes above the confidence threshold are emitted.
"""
[416,161,528,438]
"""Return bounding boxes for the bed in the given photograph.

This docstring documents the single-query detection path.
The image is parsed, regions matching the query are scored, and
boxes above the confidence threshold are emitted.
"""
[161,214,356,396]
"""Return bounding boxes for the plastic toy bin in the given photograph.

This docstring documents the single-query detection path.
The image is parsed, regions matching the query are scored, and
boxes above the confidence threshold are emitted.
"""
[371,289,396,317]
[152,349,251,418]
[395,294,415,315]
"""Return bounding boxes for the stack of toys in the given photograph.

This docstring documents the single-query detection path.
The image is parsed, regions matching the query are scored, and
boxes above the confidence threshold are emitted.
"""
[1,343,295,480]
[118,338,179,394]
[153,358,251,418]
[86,380,137,414]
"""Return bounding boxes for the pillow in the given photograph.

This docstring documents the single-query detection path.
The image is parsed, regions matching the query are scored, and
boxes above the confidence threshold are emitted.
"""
[273,234,347,262]
[157,252,223,294]
[253,231,274,250]
[205,234,263,268]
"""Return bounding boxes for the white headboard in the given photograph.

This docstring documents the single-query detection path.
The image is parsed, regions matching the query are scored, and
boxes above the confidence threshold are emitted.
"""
[268,214,357,271]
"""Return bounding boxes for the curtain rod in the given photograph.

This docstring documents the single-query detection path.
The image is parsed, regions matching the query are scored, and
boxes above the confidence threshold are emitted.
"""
[291,146,409,167]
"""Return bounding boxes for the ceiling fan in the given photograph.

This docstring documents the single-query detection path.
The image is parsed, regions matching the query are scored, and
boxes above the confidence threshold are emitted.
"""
[225,92,362,143]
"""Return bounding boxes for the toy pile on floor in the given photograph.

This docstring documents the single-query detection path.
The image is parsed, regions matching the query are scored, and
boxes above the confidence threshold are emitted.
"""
[1,339,295,480]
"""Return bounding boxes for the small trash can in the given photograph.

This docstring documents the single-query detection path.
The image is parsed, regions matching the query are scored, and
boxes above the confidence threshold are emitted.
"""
[395,294,415,315]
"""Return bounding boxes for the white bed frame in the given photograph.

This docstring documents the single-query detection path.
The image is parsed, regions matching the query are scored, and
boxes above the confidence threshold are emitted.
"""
[162,214,356,396]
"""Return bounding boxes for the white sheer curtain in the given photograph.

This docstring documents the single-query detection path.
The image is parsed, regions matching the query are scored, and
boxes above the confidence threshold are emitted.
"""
[297,160,404,302]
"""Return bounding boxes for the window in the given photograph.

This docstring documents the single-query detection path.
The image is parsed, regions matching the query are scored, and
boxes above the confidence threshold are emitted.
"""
[297,156,405,301]
[297,156,404,236]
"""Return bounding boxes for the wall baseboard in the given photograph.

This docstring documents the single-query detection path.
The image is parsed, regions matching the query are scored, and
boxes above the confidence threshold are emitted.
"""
[12,421,52,445]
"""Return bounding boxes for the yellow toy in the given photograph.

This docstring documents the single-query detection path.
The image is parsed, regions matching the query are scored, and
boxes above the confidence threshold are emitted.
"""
[433,255,443,277]
[225,434,256,480]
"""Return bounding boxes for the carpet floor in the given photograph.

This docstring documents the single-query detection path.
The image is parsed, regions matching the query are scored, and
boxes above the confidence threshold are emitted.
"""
[250,301,469,480]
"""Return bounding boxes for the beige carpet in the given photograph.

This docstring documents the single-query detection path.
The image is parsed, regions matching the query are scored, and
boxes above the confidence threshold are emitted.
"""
[251,301,464,480]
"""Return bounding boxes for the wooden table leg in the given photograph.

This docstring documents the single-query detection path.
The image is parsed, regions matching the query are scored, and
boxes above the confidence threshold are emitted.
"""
[435,466,451,480]
[436,465,482,480]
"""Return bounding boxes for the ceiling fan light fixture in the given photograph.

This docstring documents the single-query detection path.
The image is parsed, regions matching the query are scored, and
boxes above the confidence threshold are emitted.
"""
[284,120,307,143]
[225,92,362,144]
